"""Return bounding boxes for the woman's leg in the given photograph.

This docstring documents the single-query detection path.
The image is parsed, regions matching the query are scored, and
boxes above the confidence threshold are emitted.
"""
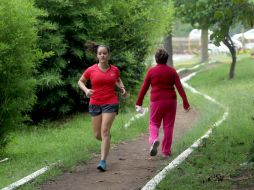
[149,101,163,145]
[91,115,102,140]
[100,112,116,160]
[162,100,177,156]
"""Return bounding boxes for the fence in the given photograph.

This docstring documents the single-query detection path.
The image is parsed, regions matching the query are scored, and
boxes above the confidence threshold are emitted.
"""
[172,37,200,54]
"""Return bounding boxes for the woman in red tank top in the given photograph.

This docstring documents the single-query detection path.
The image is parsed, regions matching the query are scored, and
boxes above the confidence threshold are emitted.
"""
[78,42,127,171]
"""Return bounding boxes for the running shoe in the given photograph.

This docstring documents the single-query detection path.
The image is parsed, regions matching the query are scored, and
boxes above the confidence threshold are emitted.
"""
[150,140,160,156]
[97,160,106,171]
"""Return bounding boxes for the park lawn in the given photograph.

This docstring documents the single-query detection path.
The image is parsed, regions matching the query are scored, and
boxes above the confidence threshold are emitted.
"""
[157,57,254,190]
[0,53,210,189]
[174,53,249,69]
[1,54,252,190]
[0,100,150,189]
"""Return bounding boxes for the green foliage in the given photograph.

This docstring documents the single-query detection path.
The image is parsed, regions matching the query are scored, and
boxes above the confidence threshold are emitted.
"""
[208,0,254,44]
[175,0,214,30]
[172,19,193,37]
[175,0,254,78]
[175,0,254,43]
[0,0,42,148]
[32,0,174,121]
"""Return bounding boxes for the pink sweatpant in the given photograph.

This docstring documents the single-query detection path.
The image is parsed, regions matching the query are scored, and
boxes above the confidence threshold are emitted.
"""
[149,99,177,156]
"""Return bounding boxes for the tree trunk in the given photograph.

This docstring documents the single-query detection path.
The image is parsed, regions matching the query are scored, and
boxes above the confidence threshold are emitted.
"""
[241,27,246,52]
[164,34,173,66]
[223,35,237,79]
[201,29,209,63]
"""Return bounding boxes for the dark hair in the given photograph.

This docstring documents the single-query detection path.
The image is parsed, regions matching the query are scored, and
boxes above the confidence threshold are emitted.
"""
[155,48,168,64]
[85,41,110,54]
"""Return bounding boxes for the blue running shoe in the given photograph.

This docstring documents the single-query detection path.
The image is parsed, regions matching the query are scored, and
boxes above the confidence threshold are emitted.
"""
[150,140,160,156]
[97,160,106,171]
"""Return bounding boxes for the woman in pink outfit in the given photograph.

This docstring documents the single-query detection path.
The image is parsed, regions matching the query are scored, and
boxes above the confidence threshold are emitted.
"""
[136,48,190,158]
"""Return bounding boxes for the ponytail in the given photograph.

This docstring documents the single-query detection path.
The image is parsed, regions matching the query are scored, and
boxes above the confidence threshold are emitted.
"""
[85,41,110,54]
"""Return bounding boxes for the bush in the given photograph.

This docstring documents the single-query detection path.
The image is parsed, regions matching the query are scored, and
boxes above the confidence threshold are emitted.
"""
[32,0,173,121]
[0,0,42,148]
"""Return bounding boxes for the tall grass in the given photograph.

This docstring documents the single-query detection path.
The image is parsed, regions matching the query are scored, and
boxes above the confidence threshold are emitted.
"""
[157,57,254,189]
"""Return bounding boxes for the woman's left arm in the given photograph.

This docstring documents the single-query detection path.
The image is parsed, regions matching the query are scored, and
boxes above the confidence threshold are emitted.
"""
[116,78,128,98]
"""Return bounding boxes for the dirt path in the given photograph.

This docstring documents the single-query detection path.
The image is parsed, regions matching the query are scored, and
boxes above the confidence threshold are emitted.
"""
[41,105,199,190]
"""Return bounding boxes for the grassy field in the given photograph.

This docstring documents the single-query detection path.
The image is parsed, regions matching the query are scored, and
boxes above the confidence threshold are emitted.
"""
[0,100,150,189]
[0,54,253,190]
[157,57,254,189]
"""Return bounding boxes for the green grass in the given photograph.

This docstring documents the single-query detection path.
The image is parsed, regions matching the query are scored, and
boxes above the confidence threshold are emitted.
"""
[0,106,150,189]
[174,52,250,69]
[156,57,254,190]
[1,54,253,190]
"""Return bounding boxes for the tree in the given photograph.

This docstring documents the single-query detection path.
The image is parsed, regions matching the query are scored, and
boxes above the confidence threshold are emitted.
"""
[209,0,254,79]
[164,33,173,66]
[0,0,42,148]
[163,6,175,66]
[164,18,193,67]
[173,19,193,37]
[174,0,214,63]
[175,0,254,79]
[32,0,174,121]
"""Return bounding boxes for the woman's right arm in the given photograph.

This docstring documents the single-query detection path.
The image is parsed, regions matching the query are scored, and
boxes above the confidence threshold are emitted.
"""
[78,76,94,97]
[174,73,190,111]
[136,71,151,106]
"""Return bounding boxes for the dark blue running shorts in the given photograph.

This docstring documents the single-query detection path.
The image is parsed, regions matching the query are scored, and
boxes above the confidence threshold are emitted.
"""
[89,104,119,117]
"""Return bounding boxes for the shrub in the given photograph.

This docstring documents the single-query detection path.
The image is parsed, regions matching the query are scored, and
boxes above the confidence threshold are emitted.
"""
[32,0,173,121]
[0,0,42,148]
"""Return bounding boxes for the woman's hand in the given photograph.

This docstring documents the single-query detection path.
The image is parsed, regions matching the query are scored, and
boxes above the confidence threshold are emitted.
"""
[183,101,190,112]
[135,105,144,114]
[184,104,191,112]
[120,87,128,98]
[85,89,94,98]
[115,78,128,98]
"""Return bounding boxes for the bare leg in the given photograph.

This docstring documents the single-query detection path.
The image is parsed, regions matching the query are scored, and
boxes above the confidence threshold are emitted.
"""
[100,113,116,160]
[91,115,102,141]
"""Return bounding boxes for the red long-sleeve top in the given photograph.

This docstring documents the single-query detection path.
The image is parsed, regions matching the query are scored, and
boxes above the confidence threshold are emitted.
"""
[136,64,190,109]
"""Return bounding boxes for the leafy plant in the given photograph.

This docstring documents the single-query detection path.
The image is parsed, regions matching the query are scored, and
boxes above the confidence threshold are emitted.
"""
[32,0,174,121]
[0,0,43,148]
